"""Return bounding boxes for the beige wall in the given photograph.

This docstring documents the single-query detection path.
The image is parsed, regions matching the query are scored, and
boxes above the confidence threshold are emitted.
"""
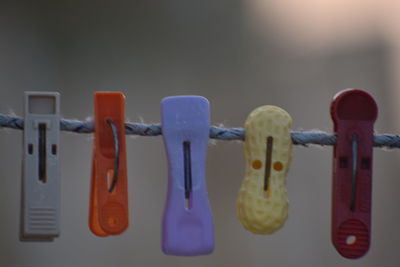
[0,1,399,266]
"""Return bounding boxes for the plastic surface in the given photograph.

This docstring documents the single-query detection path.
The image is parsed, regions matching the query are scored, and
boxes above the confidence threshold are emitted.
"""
[330,89,378,259]
[161,96,214,256]
[89,92,129,236]
[21,92,61,241]
[237,106,292,234]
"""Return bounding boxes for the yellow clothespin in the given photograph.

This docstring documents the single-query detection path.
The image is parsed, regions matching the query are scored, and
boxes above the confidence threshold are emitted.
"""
[237,106,292,234]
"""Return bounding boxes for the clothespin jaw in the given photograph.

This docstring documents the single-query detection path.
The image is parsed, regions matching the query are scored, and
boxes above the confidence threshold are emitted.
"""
[21,92,61,241]
[89,92,129,237]
[330,89,378,259]
[237,106,292,234]
[161,96,214,256]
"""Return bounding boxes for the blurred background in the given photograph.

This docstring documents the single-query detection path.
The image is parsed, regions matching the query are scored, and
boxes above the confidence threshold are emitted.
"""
[0,0,399,266]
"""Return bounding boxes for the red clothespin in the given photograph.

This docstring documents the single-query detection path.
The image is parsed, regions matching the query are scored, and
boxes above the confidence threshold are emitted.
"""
[89,92,129,236]
[330,89,378,259]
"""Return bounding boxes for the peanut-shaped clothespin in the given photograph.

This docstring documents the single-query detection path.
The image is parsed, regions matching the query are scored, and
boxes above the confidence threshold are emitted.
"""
[21,92,61,241]
[330,89,378,259]
[237,106,292,234]
[161,96,214,256]
[89,92,129,237]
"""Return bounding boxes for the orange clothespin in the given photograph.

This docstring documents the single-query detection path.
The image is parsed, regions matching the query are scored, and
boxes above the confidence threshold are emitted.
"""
[89,92,129,236]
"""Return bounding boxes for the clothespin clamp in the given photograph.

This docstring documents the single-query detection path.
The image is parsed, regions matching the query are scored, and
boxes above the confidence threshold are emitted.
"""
[237,106,292,234]
[330,89,378,258]
[89,92,129,236]
[161,96,214,256]
[21,92,61,241]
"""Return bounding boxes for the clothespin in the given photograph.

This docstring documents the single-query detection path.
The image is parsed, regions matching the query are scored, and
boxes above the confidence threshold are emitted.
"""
[330,89,378,259]
[161,96,214,256]
[237,106,292,234]
[21,92,61,241]
[89,92,129,236]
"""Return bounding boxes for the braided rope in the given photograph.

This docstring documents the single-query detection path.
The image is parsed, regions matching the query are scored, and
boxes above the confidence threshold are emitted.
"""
[0,114,399,148]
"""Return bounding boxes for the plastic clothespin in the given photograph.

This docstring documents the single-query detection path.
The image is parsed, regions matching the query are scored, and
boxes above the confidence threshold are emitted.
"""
[21,92,61,241]
[237,106,292,234]
[330,89,378,259]
[89,92,129,237]
[161,96,214,256]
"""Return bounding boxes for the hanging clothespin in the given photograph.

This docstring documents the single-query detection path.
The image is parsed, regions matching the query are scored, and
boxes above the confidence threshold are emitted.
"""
[21,92,61,241]
[330,89,378,259]
[161,96,214,256]
[89,92,129,237]
[237,106,292,234]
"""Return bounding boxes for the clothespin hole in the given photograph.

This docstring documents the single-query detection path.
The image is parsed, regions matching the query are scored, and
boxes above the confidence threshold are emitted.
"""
[106,119,120,193]
[28,144,33,155]
[185,197,192,210]
[361,158,371,170]
[38,123,47,183]
[252,160,262,169]
[183,141,192,209]
[346,235,357,245]
[263,136,274,193]
[51,144,57,155]
[107,169,116,195]
[339,157,348,168]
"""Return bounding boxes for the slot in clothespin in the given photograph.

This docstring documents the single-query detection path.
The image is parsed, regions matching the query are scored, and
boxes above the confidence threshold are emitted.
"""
[21,92,61,241]
[161,96,214,256]
[89,92,128,236]
[330,89,378,259]
[237,106,292,234]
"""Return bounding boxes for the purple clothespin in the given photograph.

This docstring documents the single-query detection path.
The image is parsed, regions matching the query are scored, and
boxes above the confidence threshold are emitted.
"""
[161,96,214,256]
